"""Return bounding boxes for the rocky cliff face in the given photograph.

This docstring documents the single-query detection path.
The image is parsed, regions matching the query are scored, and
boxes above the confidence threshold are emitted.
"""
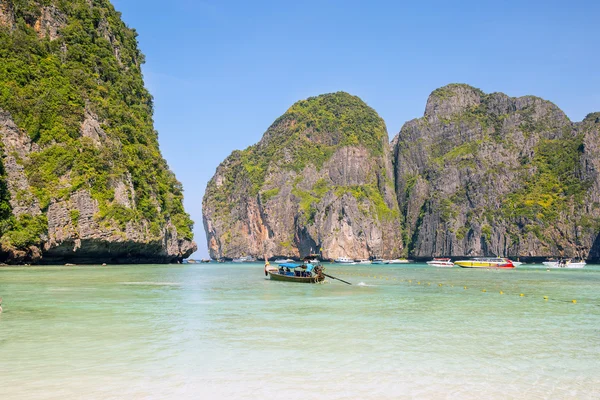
[205,85,600,261]
[0,0,195,263]
[393,84,600,260]
[203,92,402,260]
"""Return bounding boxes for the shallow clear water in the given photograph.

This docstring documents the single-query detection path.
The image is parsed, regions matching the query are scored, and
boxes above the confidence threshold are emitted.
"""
[0,263,599,399]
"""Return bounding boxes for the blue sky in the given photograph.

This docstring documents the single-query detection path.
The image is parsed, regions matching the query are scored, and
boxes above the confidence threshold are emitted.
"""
[111,0,600,258]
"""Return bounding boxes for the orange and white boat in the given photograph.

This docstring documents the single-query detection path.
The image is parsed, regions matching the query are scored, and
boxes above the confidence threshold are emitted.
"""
[454,257,515,269]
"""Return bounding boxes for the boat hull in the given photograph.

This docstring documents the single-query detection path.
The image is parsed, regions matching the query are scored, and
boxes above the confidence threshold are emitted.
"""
[455,261,515,268]
[268,271,325,283]
[426,261,454,267]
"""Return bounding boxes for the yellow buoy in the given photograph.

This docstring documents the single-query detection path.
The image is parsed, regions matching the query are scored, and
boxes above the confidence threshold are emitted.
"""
[417,281,420,285]
[572,299,577,304]
[464,286,467,290]
[500,291,504,294]
[482,289,486,292]
[520,293,524,297]
[543,296,548,300]
[438,283,443,287]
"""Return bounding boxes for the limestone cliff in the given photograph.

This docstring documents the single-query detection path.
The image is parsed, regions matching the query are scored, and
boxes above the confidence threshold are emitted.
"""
[0,0,195,263]
[393,84,600,260]
[203,92,402,260]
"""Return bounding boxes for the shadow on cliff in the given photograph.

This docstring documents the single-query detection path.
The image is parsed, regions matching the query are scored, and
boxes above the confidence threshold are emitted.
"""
[587,233,600,262]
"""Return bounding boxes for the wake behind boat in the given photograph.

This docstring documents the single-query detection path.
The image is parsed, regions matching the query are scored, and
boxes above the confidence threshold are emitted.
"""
[384,259,410,264]
[542,259,586,269]
[454,257,515,269]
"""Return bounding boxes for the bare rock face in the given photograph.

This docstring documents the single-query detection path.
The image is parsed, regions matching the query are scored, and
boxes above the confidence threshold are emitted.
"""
[34,6,67,40]
[81,108,108,146]
[392,84,600,260]
[203,92,402,260]
[0,2,15,29]
[0,110,42,217]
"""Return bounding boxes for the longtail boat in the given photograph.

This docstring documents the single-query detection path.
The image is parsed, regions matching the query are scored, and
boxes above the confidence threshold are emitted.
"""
[264,261,325,283]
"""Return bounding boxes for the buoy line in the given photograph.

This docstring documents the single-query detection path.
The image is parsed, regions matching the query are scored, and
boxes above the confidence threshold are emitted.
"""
[328,269,581,304]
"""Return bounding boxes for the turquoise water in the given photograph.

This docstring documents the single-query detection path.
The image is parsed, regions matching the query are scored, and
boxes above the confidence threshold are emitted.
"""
[1,263,599,399]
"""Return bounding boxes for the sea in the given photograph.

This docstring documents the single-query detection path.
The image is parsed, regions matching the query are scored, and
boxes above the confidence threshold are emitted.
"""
[0,262,599,399]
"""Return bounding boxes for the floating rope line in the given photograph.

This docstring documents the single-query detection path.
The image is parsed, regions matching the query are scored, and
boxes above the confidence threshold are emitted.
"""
[328,269,582,304]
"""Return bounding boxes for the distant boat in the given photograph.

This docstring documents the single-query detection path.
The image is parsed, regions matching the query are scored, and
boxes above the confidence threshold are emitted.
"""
[542,259,586,269]
[265,262,325,283]
[454,257,515,269]
[334,257,355,264]
[510,261,522,267]
[384,259,410,264]
[371,258,385,264]
[232,256,256,263]
[355,259,372,264]
[426,258,454,267]
[274,258,294,264]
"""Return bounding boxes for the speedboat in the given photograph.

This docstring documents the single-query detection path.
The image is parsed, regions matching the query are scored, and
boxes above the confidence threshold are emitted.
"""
[355,259,372,264]
[232,256,256,263]
[454,257,515,269]
[334,257,355,264]
[274,258,294,264]
[542,259,586,269]
[384,259,410,264]
[509,261,522,267]
[371,258,385,264]
[426,258,454,267]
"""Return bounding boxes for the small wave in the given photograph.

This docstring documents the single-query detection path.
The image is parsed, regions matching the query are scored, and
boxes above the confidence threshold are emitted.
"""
[357,282,376,287]
[120,282,181,286]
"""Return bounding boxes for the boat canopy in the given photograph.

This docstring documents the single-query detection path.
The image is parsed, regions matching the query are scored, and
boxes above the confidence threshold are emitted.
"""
[278,263,315,272]
[279,263,301,268]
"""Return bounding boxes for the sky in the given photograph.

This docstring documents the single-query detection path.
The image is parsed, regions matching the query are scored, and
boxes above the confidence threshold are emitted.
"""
[110,0,600,258]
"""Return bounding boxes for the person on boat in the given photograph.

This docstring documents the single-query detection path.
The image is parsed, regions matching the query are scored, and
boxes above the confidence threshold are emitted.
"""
[278,266,284,274]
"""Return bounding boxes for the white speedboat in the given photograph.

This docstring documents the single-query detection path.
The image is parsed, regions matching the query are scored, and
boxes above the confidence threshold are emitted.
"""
[334,257,355,264]
[384,259,410,264]
[274,258,294,264]
[510,261,523,267]
[426,258,454,267]
[355,259,372,264]
[542,259,586,269]
[371,258,385,264]
[232,256,256,263]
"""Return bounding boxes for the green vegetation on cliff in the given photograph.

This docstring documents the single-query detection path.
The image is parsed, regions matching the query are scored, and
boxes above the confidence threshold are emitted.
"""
[243,92,386,192]
[0,0,193,251]
[205,92,389,213]
[502,135,589,224]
